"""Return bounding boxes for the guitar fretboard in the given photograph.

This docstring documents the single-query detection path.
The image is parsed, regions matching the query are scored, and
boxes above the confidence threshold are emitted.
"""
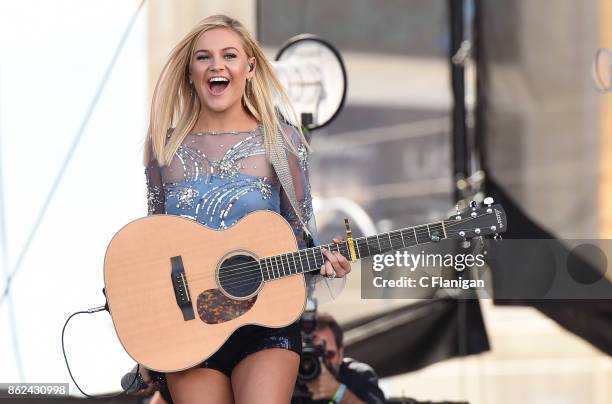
[259,221,447,281]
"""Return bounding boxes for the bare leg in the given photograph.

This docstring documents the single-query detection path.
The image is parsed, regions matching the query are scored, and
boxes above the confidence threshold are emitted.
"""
[231,348,299,404]
[166,368,233,404]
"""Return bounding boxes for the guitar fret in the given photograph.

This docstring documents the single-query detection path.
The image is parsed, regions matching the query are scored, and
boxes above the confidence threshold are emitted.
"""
[308,249,315,270]
[413,227,418,244]
[276,255,285,278]
[286,254,293,275]
[268,257,273,279]
[426,224,431,239]
[268,256,274,279]
[263,258,270,281]
[304,249,312,271]
[320,247,326,268]
[258,260,264,280]
[274,256,281,278]
[280,254,287,276]
[376,235,382,254]
[284,253,290,276]
[296,251,304,273]
[395,231,402,250]
[291,253,297,275]
[387,232,393,251]
[354,240,361,259]
[400,230,406,248]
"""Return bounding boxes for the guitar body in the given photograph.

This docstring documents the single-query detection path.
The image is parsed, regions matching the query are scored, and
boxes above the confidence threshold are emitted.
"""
[103,211,306,373]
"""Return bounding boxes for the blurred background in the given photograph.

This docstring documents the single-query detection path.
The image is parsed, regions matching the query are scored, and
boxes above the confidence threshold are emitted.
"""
[0,0,610,403]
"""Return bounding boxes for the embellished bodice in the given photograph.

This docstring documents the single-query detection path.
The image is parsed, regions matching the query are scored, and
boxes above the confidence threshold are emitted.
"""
[148,126,283,229]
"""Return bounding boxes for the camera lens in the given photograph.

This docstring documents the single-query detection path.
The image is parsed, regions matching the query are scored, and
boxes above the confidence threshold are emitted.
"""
[297,352,321,383]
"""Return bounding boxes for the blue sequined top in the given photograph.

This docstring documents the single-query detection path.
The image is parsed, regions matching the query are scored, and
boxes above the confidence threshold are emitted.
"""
[145,123,312,247]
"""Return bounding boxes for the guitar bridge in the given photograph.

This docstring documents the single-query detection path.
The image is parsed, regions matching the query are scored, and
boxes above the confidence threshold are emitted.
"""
[170,256,195,321]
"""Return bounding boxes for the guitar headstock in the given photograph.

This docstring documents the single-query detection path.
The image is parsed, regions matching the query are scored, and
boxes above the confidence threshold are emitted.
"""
[444,197,507,239]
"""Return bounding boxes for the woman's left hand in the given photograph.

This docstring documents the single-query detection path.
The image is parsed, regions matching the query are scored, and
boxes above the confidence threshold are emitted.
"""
[320,235,352,278]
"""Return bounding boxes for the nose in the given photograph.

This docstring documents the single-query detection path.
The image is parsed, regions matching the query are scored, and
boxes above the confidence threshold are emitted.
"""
[209,56,225,71]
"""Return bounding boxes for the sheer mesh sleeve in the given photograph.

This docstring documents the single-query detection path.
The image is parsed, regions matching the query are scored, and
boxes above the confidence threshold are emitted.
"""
[279,125,346,304]
[145,155,165,216]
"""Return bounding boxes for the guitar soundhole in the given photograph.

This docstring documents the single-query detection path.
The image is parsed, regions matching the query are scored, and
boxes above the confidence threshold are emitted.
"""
[218,254,262,299]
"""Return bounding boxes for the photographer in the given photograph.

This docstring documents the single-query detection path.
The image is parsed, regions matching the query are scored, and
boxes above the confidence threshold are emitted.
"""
[294,313,386,404]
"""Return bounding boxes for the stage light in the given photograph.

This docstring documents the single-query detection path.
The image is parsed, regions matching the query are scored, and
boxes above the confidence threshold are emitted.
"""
[272,34,348,131]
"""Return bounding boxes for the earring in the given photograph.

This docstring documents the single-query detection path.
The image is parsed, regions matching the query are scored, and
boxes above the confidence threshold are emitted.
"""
[246,79,252,97]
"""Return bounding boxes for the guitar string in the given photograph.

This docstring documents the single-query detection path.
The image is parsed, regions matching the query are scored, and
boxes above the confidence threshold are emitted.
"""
[185,222,490,291]
[186,213,489,282]
[191,223,449,283]
[187,214,480,281]
[201,228,488,293]
[183,216,491,287]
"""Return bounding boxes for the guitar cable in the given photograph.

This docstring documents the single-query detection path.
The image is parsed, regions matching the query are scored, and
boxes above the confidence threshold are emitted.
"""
[61,288,141,398]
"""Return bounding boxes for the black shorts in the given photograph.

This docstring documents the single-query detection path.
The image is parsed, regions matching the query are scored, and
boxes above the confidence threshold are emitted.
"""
[151,322,302,401]
[197,321,302,376]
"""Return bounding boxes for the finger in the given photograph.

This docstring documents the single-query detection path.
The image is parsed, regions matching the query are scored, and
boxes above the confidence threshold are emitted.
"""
[337,254,351,273]
[322,248,339,265]
[306,382,317,395]
[325,261,336,277]
[321,262,333,277]
[141,382,159,396]
[328,253,346,273]
[310,387,323,401]
[332,235,344,244]
[331,259,350,278]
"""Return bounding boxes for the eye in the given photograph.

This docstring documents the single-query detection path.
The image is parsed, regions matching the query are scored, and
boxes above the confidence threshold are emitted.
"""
[224,53,237,60]
[196,55,209,60]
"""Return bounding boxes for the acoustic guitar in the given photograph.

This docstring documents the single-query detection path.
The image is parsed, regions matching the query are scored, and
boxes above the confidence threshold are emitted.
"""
[104,199,506,372]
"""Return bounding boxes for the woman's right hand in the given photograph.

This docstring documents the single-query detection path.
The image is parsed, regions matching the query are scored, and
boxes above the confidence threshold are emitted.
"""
[126,364,161,396]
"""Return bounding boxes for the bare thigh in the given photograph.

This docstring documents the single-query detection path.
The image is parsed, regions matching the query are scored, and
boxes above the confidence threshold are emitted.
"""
[231,348,299,404]
[166,367,233,404]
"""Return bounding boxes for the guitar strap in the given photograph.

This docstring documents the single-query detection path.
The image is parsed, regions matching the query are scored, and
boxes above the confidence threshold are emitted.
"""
[269,126,313,241]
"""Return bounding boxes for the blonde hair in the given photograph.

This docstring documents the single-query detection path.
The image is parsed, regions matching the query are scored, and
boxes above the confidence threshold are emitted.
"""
[144,14,308,167]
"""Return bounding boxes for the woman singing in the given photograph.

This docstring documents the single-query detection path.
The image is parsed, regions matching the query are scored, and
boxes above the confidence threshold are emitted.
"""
[134,14,350,404]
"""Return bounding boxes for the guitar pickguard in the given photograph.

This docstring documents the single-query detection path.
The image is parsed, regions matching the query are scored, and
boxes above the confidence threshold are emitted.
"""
[196,289,257,324]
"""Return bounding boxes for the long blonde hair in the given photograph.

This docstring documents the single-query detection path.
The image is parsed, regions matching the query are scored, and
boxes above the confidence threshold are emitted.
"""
[144,14,308,167]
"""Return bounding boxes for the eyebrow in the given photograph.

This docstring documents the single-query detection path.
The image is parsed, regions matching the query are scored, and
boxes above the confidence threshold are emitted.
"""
[194,47,239,53]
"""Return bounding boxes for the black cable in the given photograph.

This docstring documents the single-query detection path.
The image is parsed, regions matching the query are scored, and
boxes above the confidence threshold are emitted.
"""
[61,307,140,399]
[0,0,147,309]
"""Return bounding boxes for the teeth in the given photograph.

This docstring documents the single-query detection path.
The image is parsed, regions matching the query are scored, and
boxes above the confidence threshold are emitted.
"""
[209,77,229,83]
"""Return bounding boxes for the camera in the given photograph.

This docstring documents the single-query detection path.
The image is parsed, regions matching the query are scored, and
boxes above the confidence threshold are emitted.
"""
[293,301,327,399]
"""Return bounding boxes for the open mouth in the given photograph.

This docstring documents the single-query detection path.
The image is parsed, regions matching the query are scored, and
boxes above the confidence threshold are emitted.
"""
[208,77,230,96]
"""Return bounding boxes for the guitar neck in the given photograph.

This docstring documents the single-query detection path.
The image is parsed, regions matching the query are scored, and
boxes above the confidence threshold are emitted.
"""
[259,221,448,281]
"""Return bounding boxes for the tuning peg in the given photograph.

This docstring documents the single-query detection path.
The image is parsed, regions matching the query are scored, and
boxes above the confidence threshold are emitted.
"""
[484,197,494,207]
[461,239,471,249]
[470,200,477,209]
